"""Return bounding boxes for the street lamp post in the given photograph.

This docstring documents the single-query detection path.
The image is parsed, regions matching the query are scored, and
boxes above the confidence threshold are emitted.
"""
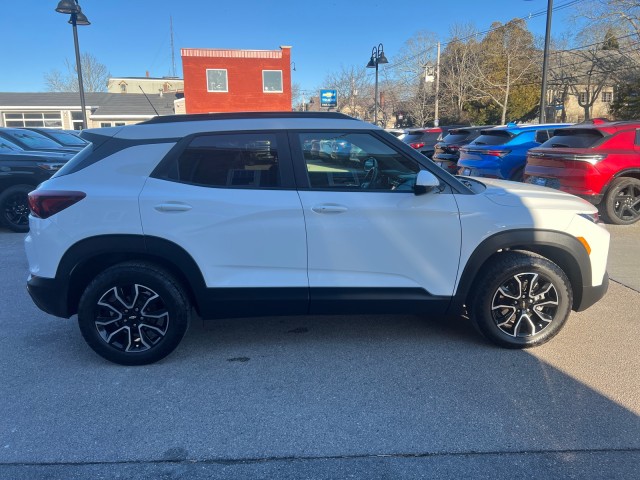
[55,0,91,130]
[366,43,388,125]
[540,0,553,124]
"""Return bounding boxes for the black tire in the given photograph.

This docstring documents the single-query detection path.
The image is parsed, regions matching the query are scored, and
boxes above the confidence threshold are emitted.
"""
[0,184,34,233]
[470,252,573,349]
[510,168,524,182]
[77,262,190,365]
[600,177,640,225]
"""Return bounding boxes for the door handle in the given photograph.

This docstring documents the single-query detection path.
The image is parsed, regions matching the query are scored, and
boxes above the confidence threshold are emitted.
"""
[311,204,348,214]
[154,202,193,212]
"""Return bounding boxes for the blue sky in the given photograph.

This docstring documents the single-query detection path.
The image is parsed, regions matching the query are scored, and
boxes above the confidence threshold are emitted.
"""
[1,0,576,94]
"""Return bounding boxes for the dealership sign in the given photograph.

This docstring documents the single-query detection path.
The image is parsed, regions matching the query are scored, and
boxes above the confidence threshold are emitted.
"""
[320,89,337,107]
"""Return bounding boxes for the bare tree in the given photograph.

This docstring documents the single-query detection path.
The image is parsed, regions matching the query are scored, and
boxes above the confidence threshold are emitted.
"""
[322,65,371,118]
[440,23,482,122]
[44,53,110,92]
[578,0,640,41]
[392,30,439,126]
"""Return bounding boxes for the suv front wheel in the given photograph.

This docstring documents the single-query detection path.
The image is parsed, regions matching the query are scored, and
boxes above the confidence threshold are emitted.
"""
[77,262,190,365]
[471,252,573,348]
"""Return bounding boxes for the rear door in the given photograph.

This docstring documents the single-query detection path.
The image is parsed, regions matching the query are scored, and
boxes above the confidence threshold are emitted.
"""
[139,131,308,315]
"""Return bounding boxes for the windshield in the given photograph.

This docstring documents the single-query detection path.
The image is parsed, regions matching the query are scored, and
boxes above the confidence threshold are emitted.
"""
[4,129,64,150]
[46,130,88,146]
[539,129,605,148]
[472,130,514,146]
[0,137,23,152]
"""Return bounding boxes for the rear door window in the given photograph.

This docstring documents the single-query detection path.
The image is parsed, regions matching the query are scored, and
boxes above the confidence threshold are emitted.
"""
[472,130,514,146]
[539,129,605,148]
[168,133,281,188]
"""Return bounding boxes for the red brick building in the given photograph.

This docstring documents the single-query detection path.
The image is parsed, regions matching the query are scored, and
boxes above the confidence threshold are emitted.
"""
[181,46,292,113]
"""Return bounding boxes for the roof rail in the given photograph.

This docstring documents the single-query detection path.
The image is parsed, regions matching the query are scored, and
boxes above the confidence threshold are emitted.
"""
[141,111,358,125]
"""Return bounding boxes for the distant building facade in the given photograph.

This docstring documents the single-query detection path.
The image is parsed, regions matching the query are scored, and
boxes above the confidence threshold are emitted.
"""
[107,75,184,95]
[181,46,292,113]
[0,92,181,130]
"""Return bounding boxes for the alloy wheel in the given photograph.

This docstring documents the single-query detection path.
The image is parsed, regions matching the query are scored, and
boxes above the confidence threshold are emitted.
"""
[613,183,640,223]
[3,192,30,227]
[95,284,170,353]
[491,272,559,337]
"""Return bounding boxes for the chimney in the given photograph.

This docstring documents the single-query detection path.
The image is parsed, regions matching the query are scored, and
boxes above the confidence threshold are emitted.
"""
[146,71,150,78]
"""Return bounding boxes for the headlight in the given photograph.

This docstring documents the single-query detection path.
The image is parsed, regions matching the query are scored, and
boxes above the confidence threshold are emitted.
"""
[578,212,600,224]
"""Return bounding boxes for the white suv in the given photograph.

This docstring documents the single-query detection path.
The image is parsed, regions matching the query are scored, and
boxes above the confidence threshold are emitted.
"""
[25,112,610,365]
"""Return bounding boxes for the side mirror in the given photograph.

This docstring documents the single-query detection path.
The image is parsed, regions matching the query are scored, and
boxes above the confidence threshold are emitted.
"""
[414,170,441,195]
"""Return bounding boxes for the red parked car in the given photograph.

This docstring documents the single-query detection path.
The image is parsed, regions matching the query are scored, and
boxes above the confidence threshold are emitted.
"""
[524,119,640,225]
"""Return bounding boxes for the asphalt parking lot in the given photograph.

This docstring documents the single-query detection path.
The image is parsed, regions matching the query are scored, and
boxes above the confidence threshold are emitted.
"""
[0,223,638,479]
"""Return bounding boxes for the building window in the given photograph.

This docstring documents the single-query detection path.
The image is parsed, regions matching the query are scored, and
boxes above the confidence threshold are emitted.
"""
[100,122,112,128]
[71,111,84,130]
[579,92,588,103]
[3,111,63,128]
[263,70,283,93]
[115,122,126,126]
[120,83,127,93]
[206,69,228,92]
[602,91,613,102]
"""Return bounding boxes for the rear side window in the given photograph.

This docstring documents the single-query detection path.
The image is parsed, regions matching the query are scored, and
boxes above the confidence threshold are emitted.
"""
[539,129,605,148]
[168,133,280,188]
[403,132,426,143]
[472,130,513,146]
[535,130,553,143]
[442,130,474,143]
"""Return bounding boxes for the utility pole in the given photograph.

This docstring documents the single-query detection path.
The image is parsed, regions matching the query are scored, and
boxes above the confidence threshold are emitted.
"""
[540,0,553,123]
[434,41,441,127]
[170,16,176,77]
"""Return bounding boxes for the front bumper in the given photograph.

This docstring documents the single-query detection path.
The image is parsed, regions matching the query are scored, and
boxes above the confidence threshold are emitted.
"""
[575,272,609,312]
[27,274,71,318]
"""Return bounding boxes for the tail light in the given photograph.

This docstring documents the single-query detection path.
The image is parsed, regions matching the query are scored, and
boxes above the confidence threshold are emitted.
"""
[486,149,511,158]
[528,152,607,165]
[447,145,460,152]
[410,142,425,149]
[28,190,86,219]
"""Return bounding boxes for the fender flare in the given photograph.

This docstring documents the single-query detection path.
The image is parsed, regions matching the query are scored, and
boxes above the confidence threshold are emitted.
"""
[451,229,592,313]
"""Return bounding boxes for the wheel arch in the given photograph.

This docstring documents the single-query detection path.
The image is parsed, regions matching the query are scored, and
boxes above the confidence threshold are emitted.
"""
[57,235,207,317]
[451,229,591,314]
[600,168,640,196]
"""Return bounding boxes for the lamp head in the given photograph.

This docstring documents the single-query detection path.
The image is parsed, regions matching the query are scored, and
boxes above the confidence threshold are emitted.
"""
[366,56,376,68]
[55,0,80,14]
[69,8,91,25]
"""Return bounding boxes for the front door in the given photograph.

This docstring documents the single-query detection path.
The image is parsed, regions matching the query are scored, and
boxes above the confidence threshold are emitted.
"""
[291,131,462,314]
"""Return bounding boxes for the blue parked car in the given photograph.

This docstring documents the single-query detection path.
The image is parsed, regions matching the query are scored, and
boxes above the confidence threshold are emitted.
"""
[456,123,572,181]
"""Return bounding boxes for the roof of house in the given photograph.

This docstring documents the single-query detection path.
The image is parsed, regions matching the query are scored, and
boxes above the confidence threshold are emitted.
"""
[0,92,181,117]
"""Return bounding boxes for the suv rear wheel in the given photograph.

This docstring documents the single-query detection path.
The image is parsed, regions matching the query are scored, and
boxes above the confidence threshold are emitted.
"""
[471,252,573,348]
[77,262,190,365]
[0,184,33,233]
[601,177,640,225]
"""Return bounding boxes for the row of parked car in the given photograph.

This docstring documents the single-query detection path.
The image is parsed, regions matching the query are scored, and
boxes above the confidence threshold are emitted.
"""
[0,127,88,232]
[396,119,640,225]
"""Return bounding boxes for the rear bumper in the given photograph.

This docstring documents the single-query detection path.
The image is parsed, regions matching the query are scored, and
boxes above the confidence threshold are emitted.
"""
[575,272,609,312]
[27,274,71,318]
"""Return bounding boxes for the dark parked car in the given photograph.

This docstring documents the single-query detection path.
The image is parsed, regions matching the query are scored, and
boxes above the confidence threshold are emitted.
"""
[432,126,495,174]
[0,139,73,232]
[22,128,88,152]
[0,128,79,155]
[403,126,467,159]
